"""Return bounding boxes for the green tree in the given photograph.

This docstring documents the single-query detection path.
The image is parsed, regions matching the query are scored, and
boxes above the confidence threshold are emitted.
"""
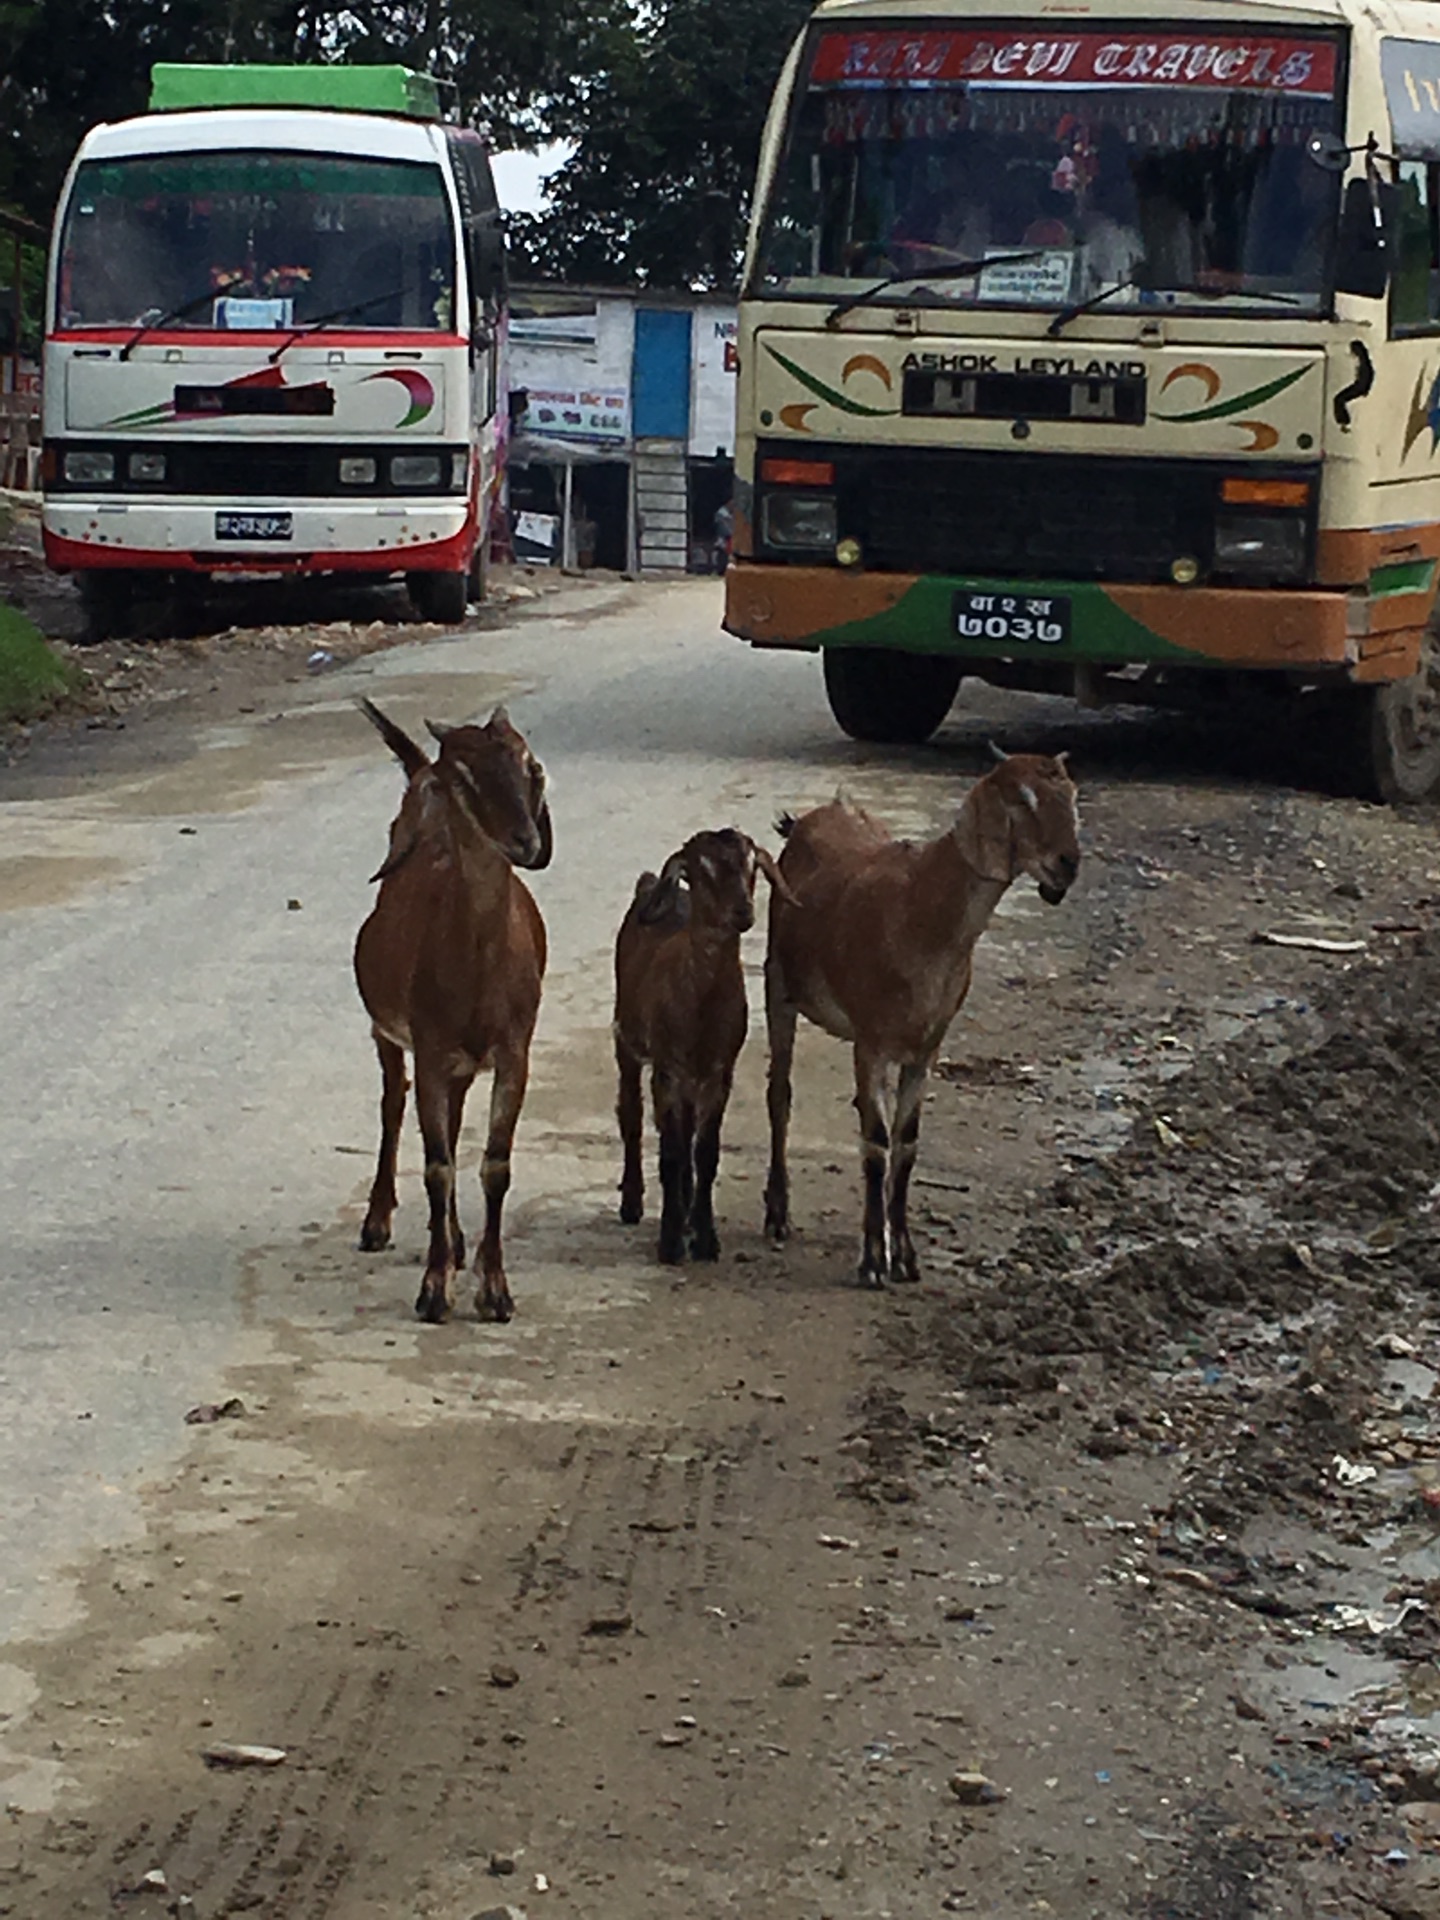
[500,0,816,289]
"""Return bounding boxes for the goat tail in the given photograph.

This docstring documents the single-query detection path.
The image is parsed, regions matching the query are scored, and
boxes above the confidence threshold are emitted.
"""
[775,810,798,840]
[358,698,429,779]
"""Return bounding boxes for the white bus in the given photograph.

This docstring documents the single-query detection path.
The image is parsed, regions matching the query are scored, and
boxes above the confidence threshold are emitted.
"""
[42,63,507,639]
[727,0,1440,800]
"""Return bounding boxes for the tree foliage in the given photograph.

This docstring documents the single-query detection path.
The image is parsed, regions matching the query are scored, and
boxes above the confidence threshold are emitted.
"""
[512,0,814,289]
[0,0,812,289]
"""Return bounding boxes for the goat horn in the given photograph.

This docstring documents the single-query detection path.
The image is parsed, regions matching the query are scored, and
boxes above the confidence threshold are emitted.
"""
[488,704,512,730]
[753,844,800,906]
[1053,749,1071,773]
[987,740,1009,764]
[425,719,453,742]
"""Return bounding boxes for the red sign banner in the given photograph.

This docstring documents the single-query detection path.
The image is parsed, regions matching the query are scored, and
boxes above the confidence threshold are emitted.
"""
[811,28,1338,95]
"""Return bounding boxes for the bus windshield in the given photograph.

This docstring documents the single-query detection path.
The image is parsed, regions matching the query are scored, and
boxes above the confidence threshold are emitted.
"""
[755,25,1344,315]
[57,149,456,332]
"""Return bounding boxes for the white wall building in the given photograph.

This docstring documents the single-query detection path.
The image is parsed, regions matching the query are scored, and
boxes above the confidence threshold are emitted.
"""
[505,283,737,575]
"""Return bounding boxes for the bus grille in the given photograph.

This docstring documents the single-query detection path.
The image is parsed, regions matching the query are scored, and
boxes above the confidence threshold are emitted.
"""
[850,450,1219,583]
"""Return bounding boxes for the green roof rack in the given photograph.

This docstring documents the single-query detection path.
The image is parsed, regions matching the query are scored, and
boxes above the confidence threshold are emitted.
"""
[148,64,442,120]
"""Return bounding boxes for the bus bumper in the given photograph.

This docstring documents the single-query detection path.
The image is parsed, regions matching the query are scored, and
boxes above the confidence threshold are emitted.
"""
[42,500,473,575]
[723,561,1431,685]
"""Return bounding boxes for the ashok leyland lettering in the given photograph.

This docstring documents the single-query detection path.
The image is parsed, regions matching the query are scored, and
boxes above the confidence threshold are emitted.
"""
[43,64,506,640]
[725,0,1440,801]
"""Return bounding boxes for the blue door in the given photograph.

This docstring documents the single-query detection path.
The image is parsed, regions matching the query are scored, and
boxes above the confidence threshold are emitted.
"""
[632,309,693,439]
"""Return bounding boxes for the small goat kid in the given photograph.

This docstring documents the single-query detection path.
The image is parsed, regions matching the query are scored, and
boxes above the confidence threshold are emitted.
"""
[763,750,1079,1288]
[614,828,791,1264]
[353,699,552,1324]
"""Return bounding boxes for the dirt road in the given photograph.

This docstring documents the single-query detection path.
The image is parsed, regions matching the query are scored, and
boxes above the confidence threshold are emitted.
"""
[5,577,1440,1918]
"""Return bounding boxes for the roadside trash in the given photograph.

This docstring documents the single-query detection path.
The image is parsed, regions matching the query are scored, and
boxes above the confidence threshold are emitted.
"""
[949,1769,1004,1804]
[818,1533,859,1550]
[1386,1848,1411,1865]
[1376,1332,1420,1358]
[200,1742,286,1768]
[1330,1598,1427,1635]
[535,1872,550,1892]
[489,1664,520,1688]
[287,898,302,911]
[1253,930,1368,954]
[1333,1455,1379,1487]
[306,648,335,673]
[1154,1117,1184,1150]
[136,1868,168,1891]
[184,1397,245,1425]
[489,1852,517,1876]
[1094,1769,1111,1784]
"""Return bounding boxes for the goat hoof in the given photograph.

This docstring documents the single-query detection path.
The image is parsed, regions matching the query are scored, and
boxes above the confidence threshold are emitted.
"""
[619,1197,643,1226]
[477,1290,514,1324]
[359,1222,392,1252]
[657,1234,687,1265]
[764,1217,789,1245]
[690,1230,720,1262]
[858,1260,888,1290]
[889,1257,921,1284]
[415,1284,453,1324]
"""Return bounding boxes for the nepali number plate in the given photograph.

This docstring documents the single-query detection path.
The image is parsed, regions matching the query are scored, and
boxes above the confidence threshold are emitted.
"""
[954,589,1071,646]
[215,510,293,541]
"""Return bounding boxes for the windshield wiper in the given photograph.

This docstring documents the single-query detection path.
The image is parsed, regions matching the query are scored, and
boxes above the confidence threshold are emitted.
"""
[1047,272,1142,338]
[268,285,412,363]
[825,251,1051,327]
[1155,282,1303,307]
[119,282,250,360]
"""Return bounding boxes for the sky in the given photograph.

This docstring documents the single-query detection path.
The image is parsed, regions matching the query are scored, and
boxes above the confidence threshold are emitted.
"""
[490,143,571,216]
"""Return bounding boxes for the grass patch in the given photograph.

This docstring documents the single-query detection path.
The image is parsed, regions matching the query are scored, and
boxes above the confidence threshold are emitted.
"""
[0,598,80,722]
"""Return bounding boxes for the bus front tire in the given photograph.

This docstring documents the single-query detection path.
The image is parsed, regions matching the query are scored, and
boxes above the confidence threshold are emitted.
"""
[407,569,469,625]
[76,570,138,645]
[823,647,963,745]
[1359,632,1440,803]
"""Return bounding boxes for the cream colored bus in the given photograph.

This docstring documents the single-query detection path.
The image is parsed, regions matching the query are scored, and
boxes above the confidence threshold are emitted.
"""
[724,0,1440,798]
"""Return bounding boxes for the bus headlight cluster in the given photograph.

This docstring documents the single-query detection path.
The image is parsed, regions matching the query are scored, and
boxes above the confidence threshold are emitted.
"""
[390,453,444,489]
[761,492,837,552]
[1212,516,1308,583]
[339,456,378,485]
[128,450,166,482]
[63,449,115,484]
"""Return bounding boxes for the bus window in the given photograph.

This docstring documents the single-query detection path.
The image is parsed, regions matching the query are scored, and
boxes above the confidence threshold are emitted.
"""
[1392,159,1440,331]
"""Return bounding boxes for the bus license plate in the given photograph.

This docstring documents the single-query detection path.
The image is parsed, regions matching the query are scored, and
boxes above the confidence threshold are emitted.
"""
[215,511,293,541]
[954,590,1070,646]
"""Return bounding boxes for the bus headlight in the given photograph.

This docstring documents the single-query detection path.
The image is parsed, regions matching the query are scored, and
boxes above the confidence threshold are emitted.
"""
[390,453,443,489]
[339,456,378,485]
[64,449,116,484]
[127,451,166,483]
[1212,515,1307,583]
[761,492,837,552]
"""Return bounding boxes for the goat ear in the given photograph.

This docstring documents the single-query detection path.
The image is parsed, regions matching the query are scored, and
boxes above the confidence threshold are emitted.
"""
[488,704,512,732]
[953,780,1014,883]
[528,798,554,871]
[753,844,800,906]
[425,719,453,744]
[637,851,687,925]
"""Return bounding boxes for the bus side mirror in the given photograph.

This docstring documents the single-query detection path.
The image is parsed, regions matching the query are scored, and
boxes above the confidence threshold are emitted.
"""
[472,222,507,306]
[1335,174,1397,298]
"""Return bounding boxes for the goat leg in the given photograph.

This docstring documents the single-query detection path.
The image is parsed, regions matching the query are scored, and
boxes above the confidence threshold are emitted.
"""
[886,1062,929,1284]
[854,1049,890,1289]
[415,1065,460,1323]
[616,1038,645,1225]
[689,1080,729,1262]
[475,1050,528,1323]
[763,967,797,1243]
[654,1070,689,1265]
[359,1033,408,1251]
[446,1076,469,1269]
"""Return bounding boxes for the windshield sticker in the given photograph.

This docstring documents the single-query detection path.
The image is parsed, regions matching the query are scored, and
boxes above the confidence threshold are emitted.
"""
[1403,367,1440,459]
[812,30,1337,97]
[974,249,1074,304]
[1384,41,1440,158]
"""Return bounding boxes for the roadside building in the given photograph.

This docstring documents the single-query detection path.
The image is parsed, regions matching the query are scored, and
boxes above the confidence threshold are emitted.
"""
[505,283,737,576]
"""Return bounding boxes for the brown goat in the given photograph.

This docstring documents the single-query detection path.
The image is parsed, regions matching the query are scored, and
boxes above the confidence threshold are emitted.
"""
[763,750,1080,1287]
[353,698,552,1323]
[614,828,792,1264]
